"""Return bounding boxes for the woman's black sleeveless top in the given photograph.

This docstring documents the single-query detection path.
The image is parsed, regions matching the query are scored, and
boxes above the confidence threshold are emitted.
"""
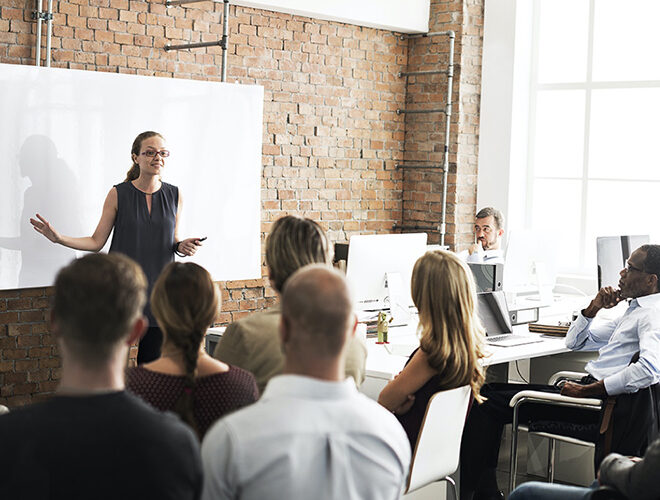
[109,181,178,323]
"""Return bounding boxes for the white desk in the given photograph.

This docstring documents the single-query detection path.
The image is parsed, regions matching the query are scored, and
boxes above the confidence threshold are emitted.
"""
[360,320,570,399]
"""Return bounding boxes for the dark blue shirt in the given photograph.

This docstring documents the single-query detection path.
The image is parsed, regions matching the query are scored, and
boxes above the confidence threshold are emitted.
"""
[109,181,178,323]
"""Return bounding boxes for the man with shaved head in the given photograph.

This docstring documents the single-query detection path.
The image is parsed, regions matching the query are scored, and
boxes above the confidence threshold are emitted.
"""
[201,265,410,500]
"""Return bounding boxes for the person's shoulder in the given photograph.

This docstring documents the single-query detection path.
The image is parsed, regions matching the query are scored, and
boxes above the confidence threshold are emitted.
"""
[0,400,50,436]
[349,393,411,454]
[123,392,199,445]
[225,308,280,337]
[161,181,178,193]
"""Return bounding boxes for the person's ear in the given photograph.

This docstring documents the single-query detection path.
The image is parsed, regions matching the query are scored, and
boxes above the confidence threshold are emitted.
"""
[126,316,148,346]
[49,310,60,338]
[648,273,658,293]
[131,153,139,164]
[279,315,290,346]
[349,314,357,339]
[497,228,504,239]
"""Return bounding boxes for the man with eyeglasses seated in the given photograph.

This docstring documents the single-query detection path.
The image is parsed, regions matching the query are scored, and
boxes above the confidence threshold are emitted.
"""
[460,244,660,500]
[459,207,505,265]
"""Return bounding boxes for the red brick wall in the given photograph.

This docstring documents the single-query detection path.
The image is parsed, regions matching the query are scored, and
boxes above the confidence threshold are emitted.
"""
[0,0,483,407]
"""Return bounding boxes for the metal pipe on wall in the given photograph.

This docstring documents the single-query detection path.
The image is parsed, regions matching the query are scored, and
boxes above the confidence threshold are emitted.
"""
[221,0,229,82]
[440,31,455,248]
[34,0,43,66]
[397,30,455,247]
[45,0,53,67]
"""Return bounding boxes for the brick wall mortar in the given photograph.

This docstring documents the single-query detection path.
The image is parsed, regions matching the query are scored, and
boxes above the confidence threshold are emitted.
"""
[0,0,483,406]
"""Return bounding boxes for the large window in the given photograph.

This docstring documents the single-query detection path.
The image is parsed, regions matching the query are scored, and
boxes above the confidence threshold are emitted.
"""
[527,0,660,275]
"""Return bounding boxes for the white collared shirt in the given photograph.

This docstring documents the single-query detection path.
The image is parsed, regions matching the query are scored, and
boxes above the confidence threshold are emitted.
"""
[201,374,411,500]
[565,292,660,395]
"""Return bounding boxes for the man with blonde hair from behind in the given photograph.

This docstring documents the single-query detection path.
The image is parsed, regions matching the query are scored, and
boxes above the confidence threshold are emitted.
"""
[202,265,410,500]
[214,215,366,393]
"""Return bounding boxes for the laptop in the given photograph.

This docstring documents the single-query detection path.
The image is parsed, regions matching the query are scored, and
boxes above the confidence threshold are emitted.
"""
[478,291,542,347]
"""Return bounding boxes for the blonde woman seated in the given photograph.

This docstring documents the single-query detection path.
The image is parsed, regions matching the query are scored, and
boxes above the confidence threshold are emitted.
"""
[378,250,486,447]
[127,262,259,439]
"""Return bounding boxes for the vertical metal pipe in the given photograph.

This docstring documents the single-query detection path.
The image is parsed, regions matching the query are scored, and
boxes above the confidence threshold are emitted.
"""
[45,0,53,67]
[547,438,556,482]
[509,405,520,492]
[221,0,229,82]
[34,0,43,66]
[439,31,455,248]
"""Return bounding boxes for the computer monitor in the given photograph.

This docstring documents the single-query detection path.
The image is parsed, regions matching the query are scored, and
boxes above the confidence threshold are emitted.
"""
[596,235,650,289]
[345,233,428,311]
[468,263,503,293]
[502,229,557,299]
[477,290,513,336]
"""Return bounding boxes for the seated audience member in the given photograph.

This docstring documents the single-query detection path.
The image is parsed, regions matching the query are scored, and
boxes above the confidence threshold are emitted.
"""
[510,432,660,500]
[127,262,258,438]
[460,206,505,264]
[378,250,486,447]
[213,215,366,393]
[0,254,202,500]
[201,265,411,500]
[461,244,660,500]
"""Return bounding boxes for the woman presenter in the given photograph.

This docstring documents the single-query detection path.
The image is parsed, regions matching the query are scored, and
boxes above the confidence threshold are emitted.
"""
[30,131,203,363]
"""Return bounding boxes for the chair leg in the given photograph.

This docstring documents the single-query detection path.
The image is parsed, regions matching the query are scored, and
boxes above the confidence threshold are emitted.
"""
[547,438,556,483]
[444,476,457,500]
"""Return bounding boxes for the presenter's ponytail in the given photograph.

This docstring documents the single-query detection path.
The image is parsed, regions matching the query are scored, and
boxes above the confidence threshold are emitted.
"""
[125,131,164,182]
[150,262,219,439]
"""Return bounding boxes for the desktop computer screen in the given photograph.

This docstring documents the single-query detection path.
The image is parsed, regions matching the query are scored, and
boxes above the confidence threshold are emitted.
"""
[345,233,428,311]
[468,263,503,293]
[597,235,650,289]
[477,290,513,336]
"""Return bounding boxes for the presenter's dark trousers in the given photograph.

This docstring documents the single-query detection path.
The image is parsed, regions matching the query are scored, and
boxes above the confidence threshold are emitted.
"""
[459,382,599,500]
[137,326,163,364]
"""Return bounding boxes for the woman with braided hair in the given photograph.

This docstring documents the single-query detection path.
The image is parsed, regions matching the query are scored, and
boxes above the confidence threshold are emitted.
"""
[126,262,258,438]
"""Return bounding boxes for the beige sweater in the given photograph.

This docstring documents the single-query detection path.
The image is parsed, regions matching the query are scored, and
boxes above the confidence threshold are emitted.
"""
[213,306,367,395]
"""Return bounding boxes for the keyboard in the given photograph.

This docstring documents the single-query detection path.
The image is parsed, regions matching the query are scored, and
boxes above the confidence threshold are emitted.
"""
[486,334,544,347]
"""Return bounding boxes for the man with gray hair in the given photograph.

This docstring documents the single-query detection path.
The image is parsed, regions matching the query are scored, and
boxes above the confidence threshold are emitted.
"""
[463,206,505,264]
[201,265,411,500]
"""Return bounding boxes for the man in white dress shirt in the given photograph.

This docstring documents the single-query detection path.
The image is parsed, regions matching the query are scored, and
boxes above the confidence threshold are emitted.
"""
[201,265,411,500]
[463,207,505,264]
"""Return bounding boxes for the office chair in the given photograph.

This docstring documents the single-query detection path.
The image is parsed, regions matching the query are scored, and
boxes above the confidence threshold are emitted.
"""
[404,385,471,500]
[508,371,603,492]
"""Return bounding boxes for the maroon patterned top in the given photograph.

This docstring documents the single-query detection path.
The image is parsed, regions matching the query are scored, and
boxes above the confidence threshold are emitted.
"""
[126,365,259,438]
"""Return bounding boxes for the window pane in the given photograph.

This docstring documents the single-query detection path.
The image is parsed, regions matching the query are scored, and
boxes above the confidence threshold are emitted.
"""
[531,179,582,273]
[537,0,589,84]
[593,0,660,81]
[583,180,660,271]
[589,88,660,180]
[533,90,585,178]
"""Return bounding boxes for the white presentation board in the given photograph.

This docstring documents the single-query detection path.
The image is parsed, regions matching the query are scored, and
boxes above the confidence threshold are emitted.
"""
[0,63,263,289]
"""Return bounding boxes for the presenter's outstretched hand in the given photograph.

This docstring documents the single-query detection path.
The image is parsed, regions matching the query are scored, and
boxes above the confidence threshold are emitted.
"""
[177,237,204,257]
[30,214,62,244]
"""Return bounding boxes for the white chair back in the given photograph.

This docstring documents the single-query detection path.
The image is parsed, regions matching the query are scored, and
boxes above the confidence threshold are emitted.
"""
[406,385,471,494]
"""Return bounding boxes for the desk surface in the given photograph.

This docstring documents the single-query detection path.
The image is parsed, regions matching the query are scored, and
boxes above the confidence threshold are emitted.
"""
[364,323,570,380]
[364,292,588,381]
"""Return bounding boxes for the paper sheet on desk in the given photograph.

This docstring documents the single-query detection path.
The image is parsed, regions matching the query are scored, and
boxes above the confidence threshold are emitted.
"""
[384,343,416,358]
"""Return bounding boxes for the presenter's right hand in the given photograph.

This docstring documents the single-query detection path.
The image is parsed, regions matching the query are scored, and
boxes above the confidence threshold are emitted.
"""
[30,214,62,244]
